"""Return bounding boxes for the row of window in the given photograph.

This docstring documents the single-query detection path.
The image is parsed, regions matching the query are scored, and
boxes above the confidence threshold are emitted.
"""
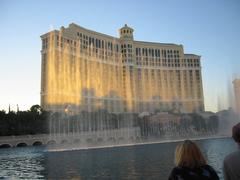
[135,58,199,67]
[42,38,49,49]
[43,35,197,63]
[76,32,119,52]
[183,58,200,67]
[136,48,180,58]
[56,33,182,60]
[120,29,133,35]
[42,34,200,68]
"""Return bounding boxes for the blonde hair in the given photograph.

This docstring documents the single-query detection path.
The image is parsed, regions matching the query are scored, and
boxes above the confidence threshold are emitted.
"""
[175,140,206,168]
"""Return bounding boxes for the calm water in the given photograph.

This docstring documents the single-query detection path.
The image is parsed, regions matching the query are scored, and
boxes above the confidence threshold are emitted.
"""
[0,137,237,179]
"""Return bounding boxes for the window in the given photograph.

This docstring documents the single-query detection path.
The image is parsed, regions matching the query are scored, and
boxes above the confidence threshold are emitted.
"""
[102,40,104,49]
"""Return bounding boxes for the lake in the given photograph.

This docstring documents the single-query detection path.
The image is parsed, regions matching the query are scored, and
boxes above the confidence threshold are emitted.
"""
[0,137,237,179]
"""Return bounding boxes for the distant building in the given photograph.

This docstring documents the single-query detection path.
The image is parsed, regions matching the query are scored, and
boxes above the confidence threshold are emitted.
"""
[40,23,204,113]
[233,79,240,116]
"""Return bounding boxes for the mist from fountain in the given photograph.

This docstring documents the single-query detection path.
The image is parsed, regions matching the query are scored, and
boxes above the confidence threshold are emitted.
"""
[44,30,141,150]
[43,30,239,151]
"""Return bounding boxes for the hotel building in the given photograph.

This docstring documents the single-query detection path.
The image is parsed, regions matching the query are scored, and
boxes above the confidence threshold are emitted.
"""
[41,23,204,113]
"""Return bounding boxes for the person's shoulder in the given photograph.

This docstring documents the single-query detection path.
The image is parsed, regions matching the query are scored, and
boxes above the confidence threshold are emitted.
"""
[201,164,219,179]
[169,166,185,180]
[202,164,214,169]
[224,150,240,163]
[171,166,184,173]
[170,166,187,176]
[202,164,217,172]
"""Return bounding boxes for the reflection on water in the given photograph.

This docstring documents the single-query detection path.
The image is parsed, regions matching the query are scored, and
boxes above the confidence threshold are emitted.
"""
[199,138,237,178]
[0,138,236,179]
[0,147,45,179]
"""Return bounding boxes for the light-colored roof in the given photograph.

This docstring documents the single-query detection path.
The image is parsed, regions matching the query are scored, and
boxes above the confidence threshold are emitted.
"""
[184,54,201,58]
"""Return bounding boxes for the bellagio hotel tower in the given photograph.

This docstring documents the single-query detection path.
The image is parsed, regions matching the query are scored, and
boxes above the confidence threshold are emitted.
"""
[41,23,204,113]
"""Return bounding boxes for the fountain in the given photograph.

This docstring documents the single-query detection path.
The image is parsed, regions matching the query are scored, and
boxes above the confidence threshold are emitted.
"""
[42,30,237,151]
[47,110,142,151]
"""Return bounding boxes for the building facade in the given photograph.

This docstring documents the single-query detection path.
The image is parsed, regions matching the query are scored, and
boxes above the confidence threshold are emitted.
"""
[41,23,204,113]
[233,79,240,116]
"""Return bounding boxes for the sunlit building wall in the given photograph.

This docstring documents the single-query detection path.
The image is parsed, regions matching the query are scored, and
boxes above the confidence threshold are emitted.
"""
[41,23,204,113]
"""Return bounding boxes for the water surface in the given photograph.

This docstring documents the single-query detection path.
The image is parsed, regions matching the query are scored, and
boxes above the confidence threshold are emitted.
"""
[0,137,237,179]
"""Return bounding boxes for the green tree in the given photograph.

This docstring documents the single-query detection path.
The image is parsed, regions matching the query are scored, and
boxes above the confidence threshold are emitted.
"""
[30,104,42,114]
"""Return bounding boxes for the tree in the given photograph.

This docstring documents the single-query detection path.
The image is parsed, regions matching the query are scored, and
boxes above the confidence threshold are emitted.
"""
[30,105,42,114]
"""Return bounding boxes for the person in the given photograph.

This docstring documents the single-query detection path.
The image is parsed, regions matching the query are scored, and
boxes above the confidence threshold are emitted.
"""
[168,140,219,180]
[223,122,240,180]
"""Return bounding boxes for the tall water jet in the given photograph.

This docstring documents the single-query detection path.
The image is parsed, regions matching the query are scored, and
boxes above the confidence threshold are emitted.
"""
[40,23,210,150]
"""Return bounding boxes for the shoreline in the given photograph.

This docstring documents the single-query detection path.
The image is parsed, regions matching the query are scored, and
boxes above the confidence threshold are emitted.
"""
[47,134,230,152]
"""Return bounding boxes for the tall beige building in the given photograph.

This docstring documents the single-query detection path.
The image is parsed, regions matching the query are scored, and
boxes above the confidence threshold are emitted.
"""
[233,79,240,116]
[41,23,204,113]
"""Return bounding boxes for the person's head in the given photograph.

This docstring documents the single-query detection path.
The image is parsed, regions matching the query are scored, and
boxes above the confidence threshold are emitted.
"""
[175,140,206,168]
[232,122,240,144]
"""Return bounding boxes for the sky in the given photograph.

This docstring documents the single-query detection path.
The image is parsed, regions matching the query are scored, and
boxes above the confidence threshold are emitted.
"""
[0,0,240,112]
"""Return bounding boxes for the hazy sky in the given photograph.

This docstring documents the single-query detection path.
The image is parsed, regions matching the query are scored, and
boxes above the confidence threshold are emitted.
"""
[0,0,240,112]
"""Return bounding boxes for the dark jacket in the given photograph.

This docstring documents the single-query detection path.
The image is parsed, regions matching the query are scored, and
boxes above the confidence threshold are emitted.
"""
[168,165,219,180]
[223,149,240,180]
